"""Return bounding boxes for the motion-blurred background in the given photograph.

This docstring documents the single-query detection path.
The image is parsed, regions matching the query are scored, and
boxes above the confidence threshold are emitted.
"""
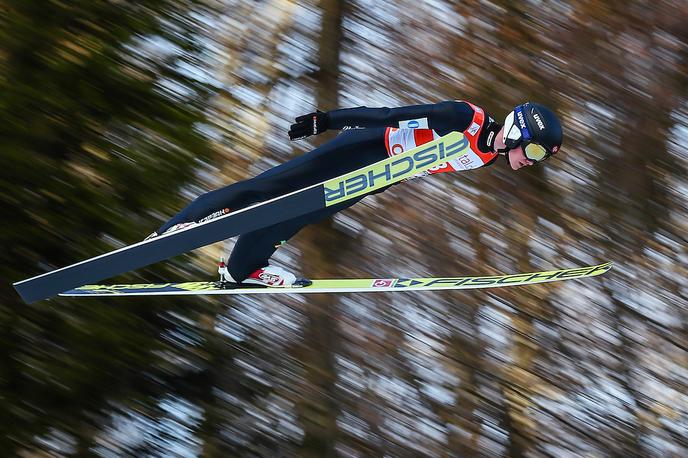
[1,1,686,456]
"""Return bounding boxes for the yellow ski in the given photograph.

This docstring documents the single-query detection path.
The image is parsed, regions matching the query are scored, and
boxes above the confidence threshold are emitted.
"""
[60,262,612,297]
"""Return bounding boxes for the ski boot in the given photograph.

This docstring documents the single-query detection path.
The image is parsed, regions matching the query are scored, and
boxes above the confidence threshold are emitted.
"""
[217,258,311,288]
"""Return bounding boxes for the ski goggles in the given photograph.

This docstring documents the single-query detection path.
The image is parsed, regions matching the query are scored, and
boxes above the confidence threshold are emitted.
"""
[503,105,552,162]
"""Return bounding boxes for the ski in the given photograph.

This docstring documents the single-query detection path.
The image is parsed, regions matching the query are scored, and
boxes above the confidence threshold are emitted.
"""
[59,262,612,297]
[14,132,468,303]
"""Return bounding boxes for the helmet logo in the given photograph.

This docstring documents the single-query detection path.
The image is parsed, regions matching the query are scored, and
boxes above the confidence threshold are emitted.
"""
[552,145,559,153]
[533,113,545,130]
[517,111,526,129]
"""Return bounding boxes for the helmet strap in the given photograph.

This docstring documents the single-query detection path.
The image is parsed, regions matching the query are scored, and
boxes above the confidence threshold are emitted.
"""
[498,148,511,166]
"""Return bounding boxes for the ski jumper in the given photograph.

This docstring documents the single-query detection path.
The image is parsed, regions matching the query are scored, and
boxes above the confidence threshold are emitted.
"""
[157,101,500,281]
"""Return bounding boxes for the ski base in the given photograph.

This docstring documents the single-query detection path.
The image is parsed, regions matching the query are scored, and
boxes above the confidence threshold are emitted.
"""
[59,262,612,297]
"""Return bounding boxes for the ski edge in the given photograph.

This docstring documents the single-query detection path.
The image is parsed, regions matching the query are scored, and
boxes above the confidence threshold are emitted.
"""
[59,262,613,297]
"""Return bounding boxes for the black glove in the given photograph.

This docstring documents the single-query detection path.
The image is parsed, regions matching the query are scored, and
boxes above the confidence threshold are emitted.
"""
[288,110,330,140]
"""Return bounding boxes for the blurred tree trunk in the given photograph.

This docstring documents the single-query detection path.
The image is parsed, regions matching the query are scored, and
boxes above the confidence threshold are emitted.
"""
[446,206,495,456]
[438,208,488,455]
[196,2,300,454]
[499,207,538,457]
[213,0,297,182]
[294,0,347,456]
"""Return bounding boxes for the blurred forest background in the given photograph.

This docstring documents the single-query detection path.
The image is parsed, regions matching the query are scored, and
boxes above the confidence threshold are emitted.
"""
[1,0,686,456]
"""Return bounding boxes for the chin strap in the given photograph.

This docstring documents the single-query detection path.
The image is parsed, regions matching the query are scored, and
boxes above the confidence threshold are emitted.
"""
[497,148,511,166]
[481,118,503,153]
